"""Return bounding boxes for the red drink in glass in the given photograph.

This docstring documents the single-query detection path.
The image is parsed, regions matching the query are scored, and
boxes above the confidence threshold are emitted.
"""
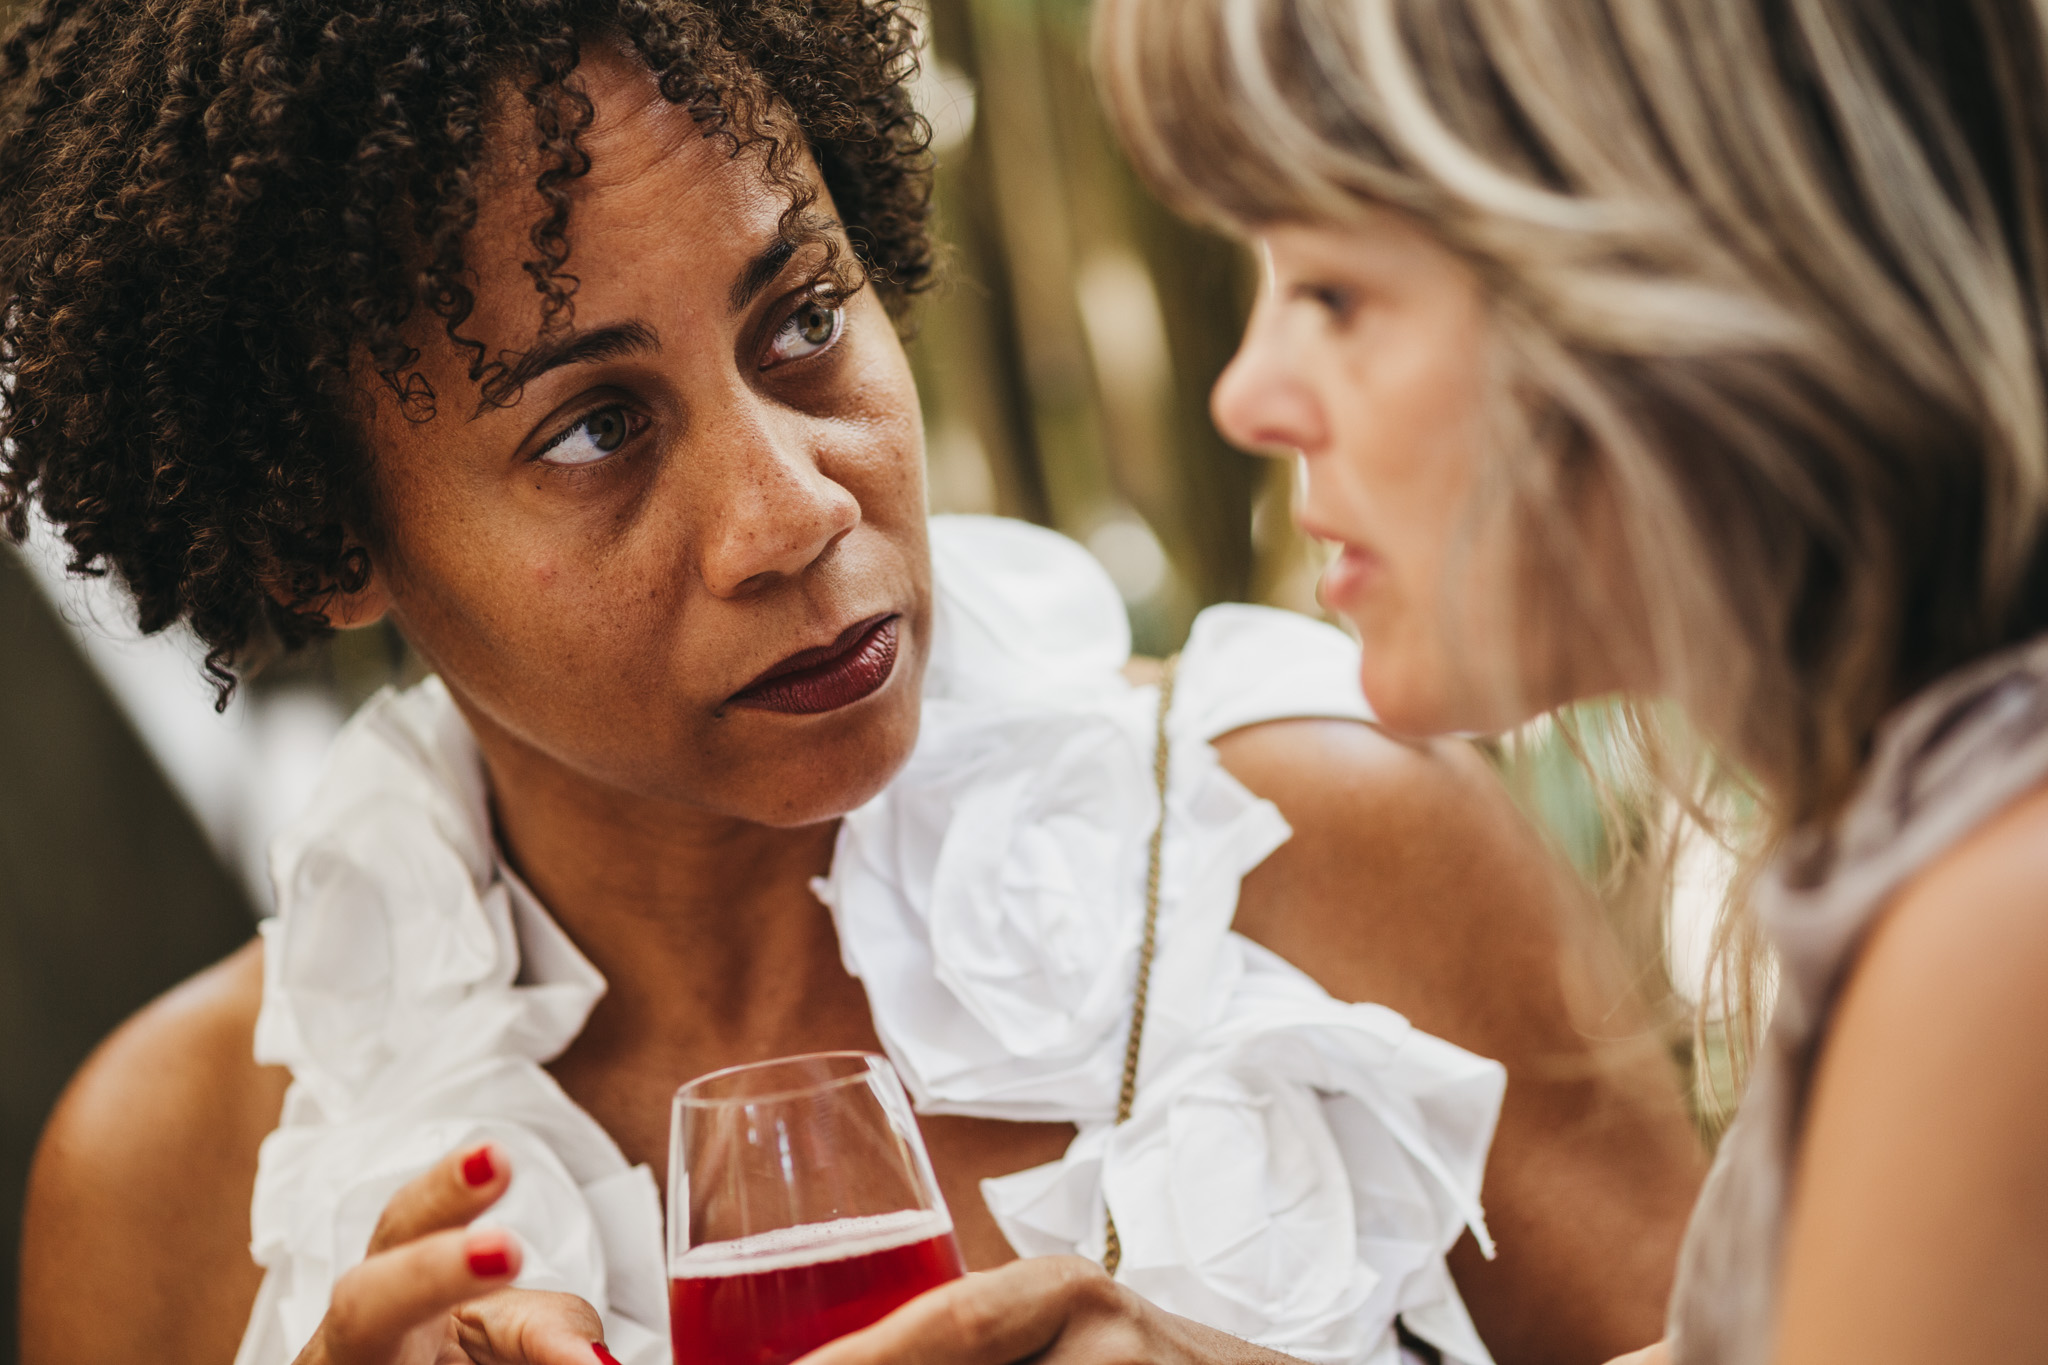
[669,1210,965,1365]
[669,1054,964,1365]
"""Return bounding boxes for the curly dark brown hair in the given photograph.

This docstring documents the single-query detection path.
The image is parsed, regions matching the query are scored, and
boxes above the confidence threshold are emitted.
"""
[0,0,933,702]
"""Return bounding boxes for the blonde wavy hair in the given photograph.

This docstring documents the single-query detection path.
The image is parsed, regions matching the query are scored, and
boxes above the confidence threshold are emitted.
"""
[1098,0,2048,1063]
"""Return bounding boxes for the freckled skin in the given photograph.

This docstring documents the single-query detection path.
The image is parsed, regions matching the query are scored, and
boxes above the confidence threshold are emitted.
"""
[355,63,931,828]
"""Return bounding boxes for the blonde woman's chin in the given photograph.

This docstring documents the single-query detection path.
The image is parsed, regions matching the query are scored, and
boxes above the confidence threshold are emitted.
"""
[1353,637,1549,741]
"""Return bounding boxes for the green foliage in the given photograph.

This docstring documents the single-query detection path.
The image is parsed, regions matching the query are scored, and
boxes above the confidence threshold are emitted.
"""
[907,0,1314,657]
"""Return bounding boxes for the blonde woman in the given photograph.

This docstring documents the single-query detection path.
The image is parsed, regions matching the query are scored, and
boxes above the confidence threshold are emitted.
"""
[805,2,2048,1365]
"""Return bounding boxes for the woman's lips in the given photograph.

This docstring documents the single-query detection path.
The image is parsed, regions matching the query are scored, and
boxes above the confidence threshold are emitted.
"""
[1318,543,1384,612]
[728,614,901,715]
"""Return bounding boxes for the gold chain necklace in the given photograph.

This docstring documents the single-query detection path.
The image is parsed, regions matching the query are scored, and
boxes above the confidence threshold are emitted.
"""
[1102,652,1177,1278]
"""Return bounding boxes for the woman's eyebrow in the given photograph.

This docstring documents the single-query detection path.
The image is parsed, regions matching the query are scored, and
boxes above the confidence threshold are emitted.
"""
[498,320,661,398]
[728,237,799,314]
[727,211,843,314]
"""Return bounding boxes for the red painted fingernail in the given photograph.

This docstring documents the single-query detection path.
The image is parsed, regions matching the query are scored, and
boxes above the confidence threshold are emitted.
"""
[462,1146,496,1187]
[591,1347,622,1365]
[468,1247,511,1277]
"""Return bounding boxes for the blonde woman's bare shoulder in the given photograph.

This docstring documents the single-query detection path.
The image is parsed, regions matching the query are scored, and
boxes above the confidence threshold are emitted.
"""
[1842,777,2048,1038]
[1894,776,2048,928]
[1774,780,2048,1364]
[20,938,288,1365]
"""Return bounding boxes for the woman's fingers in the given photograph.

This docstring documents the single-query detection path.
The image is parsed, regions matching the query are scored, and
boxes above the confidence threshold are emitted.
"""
[294,1143,608,1365]
[797,1257,1293,1365]
[451,1287,609,1365]
[798,1257,1118,1365]
[367,1142,512,1254]
[319,1224,523,1363]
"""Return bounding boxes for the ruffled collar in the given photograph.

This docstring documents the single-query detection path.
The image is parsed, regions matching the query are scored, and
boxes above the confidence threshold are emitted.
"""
[257,684,605,1117]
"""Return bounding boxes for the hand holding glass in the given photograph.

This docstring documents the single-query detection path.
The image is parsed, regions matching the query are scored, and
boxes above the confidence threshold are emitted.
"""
[668,1052,966,1365]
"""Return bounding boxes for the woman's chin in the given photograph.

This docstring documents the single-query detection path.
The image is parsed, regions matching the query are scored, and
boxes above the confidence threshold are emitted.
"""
[722,709,923,828]
[748,770,906,829]
[1358,659,1542,739]
[1360,686,1462,739]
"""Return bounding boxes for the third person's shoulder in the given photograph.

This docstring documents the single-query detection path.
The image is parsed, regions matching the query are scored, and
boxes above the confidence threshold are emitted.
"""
[1214,716,1603,1028]
[1216,718,1560,934]
[21,938,288,1365]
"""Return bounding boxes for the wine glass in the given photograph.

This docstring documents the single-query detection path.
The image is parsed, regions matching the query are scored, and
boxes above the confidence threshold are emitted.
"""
[668,1051,966,1365]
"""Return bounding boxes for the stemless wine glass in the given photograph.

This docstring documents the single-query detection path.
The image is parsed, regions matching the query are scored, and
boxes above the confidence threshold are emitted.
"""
[668,1051,966,1365]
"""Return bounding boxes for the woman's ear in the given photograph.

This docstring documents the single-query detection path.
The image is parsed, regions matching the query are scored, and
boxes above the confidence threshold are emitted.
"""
[283,546,393,630]
[320,569,393,630]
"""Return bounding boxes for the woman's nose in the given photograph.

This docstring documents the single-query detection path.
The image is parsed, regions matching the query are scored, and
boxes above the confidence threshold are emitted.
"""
[1210,307,1329,460]
[696,414,862,599]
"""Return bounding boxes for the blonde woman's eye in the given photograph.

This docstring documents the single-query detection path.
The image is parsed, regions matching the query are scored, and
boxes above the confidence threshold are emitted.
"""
[766,297,845,366]
[1301,283,1363,325]
[538,405,635,467]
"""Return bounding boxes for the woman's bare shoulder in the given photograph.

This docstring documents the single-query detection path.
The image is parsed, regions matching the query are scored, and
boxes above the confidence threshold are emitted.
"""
[1893,775,2048,927]
[1774,781,2048,1362]
[1213,717,1591,1024]
[1839,776,2048,1048]
[21,937,289,1365]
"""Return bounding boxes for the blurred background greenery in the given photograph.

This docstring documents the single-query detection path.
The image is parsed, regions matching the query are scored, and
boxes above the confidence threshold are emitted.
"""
[906,0,1327,648]
[0,4,1729,1360]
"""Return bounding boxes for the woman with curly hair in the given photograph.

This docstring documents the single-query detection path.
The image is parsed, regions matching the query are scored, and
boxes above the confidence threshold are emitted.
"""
[3,4,1704,1365]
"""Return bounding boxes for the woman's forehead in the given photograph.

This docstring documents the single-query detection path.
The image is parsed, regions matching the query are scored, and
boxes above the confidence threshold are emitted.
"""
[449,54,811,357]
[471,43,786,246]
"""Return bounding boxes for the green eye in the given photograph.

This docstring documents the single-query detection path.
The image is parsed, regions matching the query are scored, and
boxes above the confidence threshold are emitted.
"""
[588,406,628,453]
[798,300,837,346]
[766,297,845,367]
[539,404,636,466]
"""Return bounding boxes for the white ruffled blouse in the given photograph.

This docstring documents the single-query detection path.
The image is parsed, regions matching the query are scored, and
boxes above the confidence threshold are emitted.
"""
[236,515,1507,1365]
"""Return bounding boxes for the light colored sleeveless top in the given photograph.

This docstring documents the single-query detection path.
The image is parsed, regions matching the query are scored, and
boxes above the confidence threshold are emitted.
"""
[1668,633,2048,1365]
[236,515,1506,1365]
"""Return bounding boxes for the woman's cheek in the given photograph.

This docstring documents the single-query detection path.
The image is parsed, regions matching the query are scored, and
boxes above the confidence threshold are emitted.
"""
[845,398,927,516]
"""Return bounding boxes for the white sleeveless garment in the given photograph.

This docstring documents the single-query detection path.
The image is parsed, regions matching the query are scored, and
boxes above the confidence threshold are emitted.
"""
[235,515,1507,1365]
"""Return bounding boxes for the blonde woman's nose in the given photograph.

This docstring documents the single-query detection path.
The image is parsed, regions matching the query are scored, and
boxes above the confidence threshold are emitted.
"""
[1210,316,1329,461]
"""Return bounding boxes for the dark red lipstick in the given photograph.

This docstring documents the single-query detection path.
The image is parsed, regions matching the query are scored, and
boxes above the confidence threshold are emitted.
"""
[728,614,900,715]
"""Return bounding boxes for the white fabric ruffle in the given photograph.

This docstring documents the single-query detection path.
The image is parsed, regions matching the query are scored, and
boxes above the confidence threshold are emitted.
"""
[819,518,1503,1365]
[237,514,1504,1365]
[236,684,669,1365]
